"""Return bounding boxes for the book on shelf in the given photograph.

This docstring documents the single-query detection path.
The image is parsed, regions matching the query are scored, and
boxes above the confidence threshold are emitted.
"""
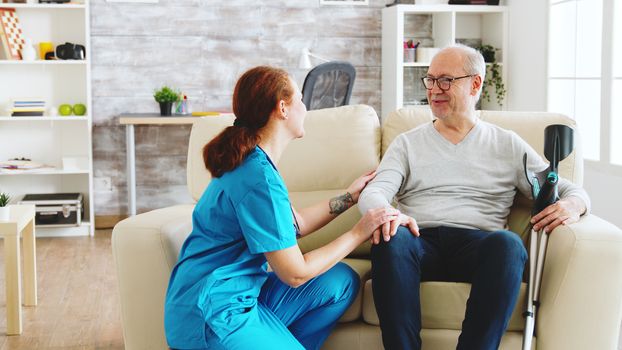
[9,98,46,116]
[12,111,44,117]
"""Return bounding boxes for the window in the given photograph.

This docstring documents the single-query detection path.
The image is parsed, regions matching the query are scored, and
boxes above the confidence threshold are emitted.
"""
[548,0,619,167]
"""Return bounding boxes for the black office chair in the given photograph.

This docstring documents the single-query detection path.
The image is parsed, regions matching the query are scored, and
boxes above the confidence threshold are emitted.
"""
[301,61,356,110]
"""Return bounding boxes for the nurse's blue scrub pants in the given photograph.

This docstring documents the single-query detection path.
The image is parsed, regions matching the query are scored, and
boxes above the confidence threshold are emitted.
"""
[204,262,359,350]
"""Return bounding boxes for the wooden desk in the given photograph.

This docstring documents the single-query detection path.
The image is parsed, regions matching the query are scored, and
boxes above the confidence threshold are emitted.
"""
[118,114,232,216]
[0,205,37,335]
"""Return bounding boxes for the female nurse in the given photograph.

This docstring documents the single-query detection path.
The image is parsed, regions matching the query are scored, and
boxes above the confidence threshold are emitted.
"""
[164,66,398,350]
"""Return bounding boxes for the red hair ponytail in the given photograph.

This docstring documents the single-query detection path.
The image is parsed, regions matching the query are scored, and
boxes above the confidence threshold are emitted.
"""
[204,66,293,177]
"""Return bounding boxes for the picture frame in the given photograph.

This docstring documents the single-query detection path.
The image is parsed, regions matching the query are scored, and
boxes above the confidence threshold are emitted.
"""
[319,0,369,6]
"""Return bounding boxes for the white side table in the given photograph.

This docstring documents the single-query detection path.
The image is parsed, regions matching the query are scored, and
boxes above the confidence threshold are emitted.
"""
[0,205,37,335]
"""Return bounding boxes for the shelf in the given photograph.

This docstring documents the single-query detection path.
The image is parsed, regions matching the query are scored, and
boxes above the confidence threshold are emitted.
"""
[382,4,508,118]
[0,169,90,176]
[0,0,92,237]
[0,3,85,10]
[0,116,89,121]
[0,60,88,65]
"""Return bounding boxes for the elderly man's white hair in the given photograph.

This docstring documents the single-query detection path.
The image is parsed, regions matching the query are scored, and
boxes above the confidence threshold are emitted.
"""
[436,43,486,100]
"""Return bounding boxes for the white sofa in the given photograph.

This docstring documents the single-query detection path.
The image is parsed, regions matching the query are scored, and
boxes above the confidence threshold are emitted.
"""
[112,105,622,350]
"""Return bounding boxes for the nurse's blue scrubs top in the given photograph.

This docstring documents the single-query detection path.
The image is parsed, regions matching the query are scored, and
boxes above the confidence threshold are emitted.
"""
[164,146,297,349]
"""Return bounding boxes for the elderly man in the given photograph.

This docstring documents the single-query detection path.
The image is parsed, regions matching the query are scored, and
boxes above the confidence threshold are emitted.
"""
[358,44,590,350]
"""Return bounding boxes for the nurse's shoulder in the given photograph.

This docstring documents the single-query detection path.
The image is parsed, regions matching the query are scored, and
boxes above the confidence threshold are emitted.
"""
[219,147,281,201]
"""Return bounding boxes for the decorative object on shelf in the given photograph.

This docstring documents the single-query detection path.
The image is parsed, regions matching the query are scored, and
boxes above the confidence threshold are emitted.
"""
[0,191,10,222]
[153,86,180,116]
[403,40,419,63]
[0,158,43,170]
[55,103,87,116]
[477,44,506,106]
[0,8,25,60]
[55,42,85,60]
[174,94,189,115]
[38,41,54,60]
[58,104,72,116]
[73,103,86,116]
[20,37,35,61]
[0,158,50,174]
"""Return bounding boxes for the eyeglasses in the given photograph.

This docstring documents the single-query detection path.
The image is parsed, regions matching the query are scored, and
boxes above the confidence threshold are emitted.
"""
[421,75,475,92]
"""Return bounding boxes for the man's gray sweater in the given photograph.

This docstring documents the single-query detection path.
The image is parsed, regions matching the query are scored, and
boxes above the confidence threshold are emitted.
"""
[358,120,590,232]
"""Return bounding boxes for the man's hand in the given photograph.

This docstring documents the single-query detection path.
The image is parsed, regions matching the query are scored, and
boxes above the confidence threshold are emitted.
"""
[371,212,420,244]
[531,196,586,233]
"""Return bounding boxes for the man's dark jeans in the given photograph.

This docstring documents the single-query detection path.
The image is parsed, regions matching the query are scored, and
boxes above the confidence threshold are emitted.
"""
[371,226,527,350]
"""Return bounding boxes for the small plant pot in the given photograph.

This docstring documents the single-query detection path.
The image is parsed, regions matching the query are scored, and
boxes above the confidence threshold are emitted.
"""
[0,206,10,222]
[159,102,173,116]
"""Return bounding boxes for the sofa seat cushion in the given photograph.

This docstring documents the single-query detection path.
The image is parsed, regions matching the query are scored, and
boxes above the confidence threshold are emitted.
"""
[339,258,372,322]
[362,280,528,331]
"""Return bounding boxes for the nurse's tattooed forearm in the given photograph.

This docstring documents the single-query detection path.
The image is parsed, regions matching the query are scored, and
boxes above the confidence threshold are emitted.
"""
[329,192,354,215]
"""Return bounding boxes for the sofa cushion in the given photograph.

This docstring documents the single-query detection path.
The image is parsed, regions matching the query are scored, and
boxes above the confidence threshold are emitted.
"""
[187,104,381,201]
[279,104,381,192]
[362,279,528,331]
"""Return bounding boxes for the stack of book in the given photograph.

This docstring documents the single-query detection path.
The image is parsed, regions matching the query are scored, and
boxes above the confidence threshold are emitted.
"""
[11,99,46,117]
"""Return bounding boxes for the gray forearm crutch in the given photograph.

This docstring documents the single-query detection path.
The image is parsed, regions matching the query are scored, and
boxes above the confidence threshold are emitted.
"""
[522,124,574,350]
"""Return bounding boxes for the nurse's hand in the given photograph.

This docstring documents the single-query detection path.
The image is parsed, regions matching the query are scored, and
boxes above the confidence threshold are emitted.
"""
[352,207,400,240]
[346,170,377,203]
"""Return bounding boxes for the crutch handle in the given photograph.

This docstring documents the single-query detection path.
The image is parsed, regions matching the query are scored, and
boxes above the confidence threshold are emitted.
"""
[532,172,558,215]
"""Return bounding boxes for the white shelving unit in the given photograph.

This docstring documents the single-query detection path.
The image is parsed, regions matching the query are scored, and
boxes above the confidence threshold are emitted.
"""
[381,4,508,119]
[0,1,93,237]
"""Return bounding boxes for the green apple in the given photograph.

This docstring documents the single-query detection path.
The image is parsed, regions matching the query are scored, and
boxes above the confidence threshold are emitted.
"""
[58,104,72,116]
[73,103,86,116]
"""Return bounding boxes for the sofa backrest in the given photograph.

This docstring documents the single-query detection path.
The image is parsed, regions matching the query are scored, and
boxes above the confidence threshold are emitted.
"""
[187,104,381,256]
[382,107,583,240]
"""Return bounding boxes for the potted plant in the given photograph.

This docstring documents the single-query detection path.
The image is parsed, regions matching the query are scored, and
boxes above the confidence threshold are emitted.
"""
[477,45,506,107]
[0,191,11,221]
[153,86,180,116]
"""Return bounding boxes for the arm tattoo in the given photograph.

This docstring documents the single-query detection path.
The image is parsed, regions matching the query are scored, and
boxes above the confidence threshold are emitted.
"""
[329,192,354,215]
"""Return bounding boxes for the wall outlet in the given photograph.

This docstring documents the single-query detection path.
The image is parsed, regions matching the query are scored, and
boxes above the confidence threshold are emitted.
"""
[94,177,113,192]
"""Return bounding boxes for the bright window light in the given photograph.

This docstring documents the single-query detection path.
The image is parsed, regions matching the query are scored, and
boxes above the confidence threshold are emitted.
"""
[548,0,604,161]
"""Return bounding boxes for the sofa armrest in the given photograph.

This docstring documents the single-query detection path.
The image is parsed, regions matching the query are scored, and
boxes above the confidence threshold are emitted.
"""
[112,204,194,350]
[537,214,622,350]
